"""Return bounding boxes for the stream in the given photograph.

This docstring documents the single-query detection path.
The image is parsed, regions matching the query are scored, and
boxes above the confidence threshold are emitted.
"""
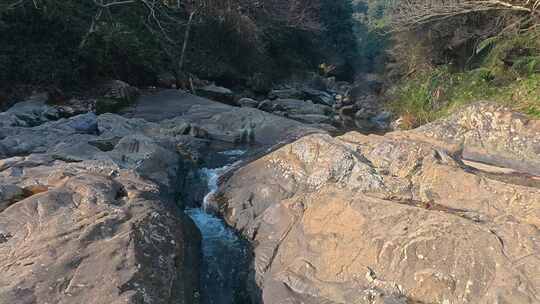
[185,150,252,304]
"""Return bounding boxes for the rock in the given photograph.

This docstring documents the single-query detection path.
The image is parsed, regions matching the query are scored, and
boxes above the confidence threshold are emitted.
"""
[256,99,335,126]
[288,114,334,125]
[215,102,540,304]
[55,98,97,116]
[268,88,303,100]
[157,72,177,88]
[301,88,334,106]
[0,88,336,303]
[0,91,210,304]
[196,84,235,106]
[97,113,153,139]
[188,124,208,139]
[161,123,208,139]
[258,99,332,116]
[0,184,26,212]
[131,91,325,147]
[407,101,540,176]
[49,142,103,162]
[0,114,99,158]
[96,80,140,114]
[0,98,60,128]
[0,158,200,304]
[369,111,392,130]
[238,97,260,108]
[354,108,380,131]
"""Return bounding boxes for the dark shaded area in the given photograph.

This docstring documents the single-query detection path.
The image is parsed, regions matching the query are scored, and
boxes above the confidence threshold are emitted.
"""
[0,1,359,91]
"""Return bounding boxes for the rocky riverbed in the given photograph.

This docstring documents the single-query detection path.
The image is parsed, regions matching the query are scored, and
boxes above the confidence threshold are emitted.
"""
[1,88,539,304]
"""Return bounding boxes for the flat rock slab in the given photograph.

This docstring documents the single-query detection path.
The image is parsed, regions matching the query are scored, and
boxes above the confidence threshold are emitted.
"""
[122,90,324,146]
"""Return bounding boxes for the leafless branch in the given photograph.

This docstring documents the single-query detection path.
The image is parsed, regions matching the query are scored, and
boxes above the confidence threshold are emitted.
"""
[390,0,540,31]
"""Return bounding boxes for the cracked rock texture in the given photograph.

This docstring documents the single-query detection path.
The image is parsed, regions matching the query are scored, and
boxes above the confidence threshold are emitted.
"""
[0,108,202,304]
[215,102,540,304]
[0,89,325,304]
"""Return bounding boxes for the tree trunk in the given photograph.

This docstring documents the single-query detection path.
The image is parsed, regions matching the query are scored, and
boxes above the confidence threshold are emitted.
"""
[177,10,196,88]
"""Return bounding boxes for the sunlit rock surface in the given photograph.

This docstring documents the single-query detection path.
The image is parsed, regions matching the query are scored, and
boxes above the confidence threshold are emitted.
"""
[216,102,540,304]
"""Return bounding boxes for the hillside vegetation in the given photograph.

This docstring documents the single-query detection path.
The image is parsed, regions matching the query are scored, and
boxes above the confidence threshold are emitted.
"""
[0,0,357,90]
[359,0,540,128]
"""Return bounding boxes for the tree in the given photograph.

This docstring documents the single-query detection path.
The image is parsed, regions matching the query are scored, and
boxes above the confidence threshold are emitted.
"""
[1,0,355,88]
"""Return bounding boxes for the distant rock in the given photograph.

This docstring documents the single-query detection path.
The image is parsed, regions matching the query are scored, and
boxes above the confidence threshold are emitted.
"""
[288,114,333,125]
[301,88,335,106]
[157,72,177,88]
[268,88,303,100]
[96,80,140,114]
[196,84,235,106]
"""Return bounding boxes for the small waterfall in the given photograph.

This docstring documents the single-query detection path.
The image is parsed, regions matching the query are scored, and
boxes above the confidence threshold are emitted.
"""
[199,165,230,211]
[185,150,251,304]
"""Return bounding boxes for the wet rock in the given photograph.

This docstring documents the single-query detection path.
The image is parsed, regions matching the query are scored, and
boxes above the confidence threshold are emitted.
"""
[216,102,540,304]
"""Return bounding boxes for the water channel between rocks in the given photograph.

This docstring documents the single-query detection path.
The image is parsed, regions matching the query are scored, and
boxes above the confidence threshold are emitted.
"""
[185,150,252,304]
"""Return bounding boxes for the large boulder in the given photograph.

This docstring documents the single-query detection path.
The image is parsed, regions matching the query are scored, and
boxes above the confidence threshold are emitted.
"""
[404,101,540,176]
[96,80,140,114]
[0,94,60,128]
[0,113,98,158]
[215,102,540,304]
[0,157,200,304]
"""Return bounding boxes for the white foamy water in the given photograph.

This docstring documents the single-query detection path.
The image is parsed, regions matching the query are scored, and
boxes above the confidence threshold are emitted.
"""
[199,166,230,211]
[185,155,250,304]
[199,158,243,211]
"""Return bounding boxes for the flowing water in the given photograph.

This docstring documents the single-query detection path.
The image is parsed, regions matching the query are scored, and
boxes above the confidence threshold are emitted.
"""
[185,150,252,304]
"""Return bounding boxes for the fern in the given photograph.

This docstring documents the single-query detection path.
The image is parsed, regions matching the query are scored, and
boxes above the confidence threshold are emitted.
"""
[475,36,501,55]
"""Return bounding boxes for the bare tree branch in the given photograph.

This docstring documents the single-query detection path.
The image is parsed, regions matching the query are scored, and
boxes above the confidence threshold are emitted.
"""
[389,0,540,31]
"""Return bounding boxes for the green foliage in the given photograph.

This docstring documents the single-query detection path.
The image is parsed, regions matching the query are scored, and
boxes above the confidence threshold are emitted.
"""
[0,0,359,91]
[388,31,540,127]
[0,1,169,87]
[353,0,391,73]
